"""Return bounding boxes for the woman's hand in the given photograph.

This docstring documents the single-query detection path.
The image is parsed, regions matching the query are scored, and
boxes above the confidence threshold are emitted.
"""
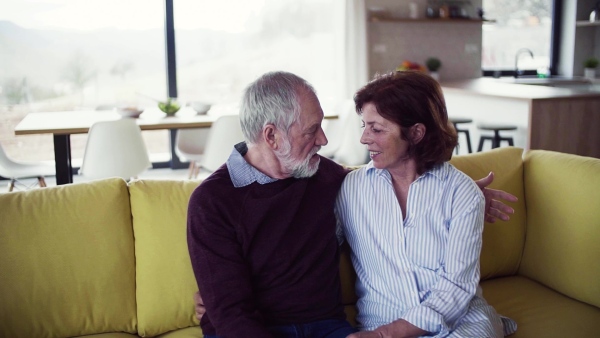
[347,319,427,338]
[475,171,518,223]
[193,291,206,322]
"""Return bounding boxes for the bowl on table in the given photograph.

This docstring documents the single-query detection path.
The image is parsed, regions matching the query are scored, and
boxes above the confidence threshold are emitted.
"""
[116,107,143,118]
[188,101,212,115]
[158,99,181,116]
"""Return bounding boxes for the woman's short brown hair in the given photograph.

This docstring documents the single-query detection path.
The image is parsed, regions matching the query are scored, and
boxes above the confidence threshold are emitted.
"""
[354,71,458,174]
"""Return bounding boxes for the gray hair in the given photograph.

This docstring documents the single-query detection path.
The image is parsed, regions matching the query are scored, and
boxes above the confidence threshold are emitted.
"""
[239,71,317,144]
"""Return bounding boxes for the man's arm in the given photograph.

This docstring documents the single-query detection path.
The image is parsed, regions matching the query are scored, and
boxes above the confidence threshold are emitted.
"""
[475,171,518,223]
[187,187,272,337]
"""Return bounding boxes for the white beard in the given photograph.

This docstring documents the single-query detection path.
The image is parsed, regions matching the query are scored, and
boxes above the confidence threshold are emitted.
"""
[275,136,320,178]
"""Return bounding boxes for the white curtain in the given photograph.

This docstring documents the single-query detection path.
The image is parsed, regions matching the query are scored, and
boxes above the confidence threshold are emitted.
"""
[334,0,368,100]
[322,0,369,165]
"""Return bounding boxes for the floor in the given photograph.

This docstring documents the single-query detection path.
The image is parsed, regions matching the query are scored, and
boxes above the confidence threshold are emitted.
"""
[0,166,205,194]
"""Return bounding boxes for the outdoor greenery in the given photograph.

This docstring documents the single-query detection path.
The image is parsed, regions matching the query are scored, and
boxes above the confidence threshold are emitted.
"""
[483,0,552,26]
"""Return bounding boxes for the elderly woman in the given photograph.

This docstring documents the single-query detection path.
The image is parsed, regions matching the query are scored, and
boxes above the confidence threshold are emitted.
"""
[336,71,517,338]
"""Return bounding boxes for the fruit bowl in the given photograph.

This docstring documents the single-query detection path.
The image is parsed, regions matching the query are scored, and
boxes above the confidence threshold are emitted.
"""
[158,98,181,116]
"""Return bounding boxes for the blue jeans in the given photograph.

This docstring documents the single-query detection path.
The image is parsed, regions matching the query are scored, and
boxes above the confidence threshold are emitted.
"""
[204,318,357,338]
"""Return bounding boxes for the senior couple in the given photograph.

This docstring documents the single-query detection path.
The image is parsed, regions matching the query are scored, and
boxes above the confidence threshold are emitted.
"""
[187,71,518,337]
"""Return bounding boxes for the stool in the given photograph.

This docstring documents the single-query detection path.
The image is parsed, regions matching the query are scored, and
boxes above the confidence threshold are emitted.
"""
[449,117,473,154]
[477,123,517,151]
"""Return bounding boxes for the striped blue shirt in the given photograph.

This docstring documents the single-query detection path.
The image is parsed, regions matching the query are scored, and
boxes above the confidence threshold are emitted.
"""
[335,161,517,337]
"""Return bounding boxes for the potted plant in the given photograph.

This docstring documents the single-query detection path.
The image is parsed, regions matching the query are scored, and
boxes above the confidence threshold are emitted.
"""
[426,57,442,81]
[583,57,598,80]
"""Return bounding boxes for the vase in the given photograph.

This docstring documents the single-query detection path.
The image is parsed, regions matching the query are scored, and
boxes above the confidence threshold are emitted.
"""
[429,71,440,81]
[584,68,596,80]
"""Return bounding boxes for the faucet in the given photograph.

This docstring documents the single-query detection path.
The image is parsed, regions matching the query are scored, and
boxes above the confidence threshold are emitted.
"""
[515,48,534,78]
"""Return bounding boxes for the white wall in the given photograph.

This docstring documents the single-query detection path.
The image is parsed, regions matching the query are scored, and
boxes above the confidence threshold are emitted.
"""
[365,0,484,81]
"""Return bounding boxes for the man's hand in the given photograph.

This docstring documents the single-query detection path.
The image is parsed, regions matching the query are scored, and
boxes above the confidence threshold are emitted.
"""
[475,172,518,223]
[194,291,206,322]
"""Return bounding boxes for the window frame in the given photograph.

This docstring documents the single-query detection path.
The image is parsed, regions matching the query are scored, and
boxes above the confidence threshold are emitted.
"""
[481,0,561,77]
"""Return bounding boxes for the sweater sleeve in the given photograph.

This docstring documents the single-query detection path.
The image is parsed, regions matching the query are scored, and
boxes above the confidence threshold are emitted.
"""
[187,185,273,337]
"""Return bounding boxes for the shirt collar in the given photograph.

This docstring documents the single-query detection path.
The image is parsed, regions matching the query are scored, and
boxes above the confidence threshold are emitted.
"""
[365,160,451,182]
[227,142,278,187]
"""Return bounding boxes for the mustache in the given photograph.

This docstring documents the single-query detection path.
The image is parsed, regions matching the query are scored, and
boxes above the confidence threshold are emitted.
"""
[309,146,321,157]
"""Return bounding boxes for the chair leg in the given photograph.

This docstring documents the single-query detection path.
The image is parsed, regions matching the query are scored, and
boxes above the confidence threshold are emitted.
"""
[187,162,196,179]
[464,131,473,153]
[453,124,459,155]
[507,138,514,146]
[38,177,47,188]
[8,179,15,192]
[192,161,201,179]
[491,131,499,149]
[477,137,485,152]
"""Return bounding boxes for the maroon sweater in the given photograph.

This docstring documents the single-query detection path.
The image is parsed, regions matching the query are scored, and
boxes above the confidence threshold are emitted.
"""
[187,155,349,337]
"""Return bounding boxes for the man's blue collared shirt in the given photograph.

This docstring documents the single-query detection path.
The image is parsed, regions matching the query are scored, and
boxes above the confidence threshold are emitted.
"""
[226,142,278,188]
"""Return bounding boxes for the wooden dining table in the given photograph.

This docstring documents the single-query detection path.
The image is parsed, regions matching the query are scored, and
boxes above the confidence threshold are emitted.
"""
[14,108,338,185]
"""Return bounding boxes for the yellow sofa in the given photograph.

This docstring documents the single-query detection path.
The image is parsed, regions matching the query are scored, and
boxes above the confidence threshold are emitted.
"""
[1,147,599,338]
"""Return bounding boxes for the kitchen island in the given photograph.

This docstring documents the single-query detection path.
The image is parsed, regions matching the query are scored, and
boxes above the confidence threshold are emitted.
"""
[441,78,600,159]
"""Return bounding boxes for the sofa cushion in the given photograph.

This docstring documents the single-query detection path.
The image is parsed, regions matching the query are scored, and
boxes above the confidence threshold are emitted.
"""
[155,326,203,337]
[520,150,600,308]
[129,180,201,337]
[72,334,140,338]
[481,276,600,337]
[449,147,526,280]
[0,178,137,338]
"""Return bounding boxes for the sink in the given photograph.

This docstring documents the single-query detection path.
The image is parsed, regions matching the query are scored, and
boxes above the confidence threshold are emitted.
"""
[496,76,592,86]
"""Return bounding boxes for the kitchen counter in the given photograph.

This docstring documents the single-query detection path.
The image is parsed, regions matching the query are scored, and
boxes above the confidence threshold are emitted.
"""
[441,78,600,100]
[440,78,600,159]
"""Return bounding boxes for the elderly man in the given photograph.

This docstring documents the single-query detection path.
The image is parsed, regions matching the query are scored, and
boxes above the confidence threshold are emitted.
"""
[187,71,516,338]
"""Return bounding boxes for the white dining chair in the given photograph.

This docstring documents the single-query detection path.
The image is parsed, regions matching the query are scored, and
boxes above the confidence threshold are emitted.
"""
[79,119,151,181]
[192,114,244,179]
[0,143,55,192]
[175,128,210,179]
[330,101,369,166]
[319,99,354,158]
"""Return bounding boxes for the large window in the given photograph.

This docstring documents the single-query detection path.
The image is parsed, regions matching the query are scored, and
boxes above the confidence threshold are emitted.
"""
[482,0,554,76]
[174,0,341,110]
[1,0,343,165]
[1,0,167,162]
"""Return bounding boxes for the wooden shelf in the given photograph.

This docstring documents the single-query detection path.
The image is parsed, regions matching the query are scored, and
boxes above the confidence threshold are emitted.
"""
[368,17,491,24]
[576,20,600,27]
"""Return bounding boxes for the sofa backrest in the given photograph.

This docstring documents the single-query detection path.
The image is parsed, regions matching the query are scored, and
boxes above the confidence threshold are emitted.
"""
[339,243,358,327]
[128,179,201,337]
[520,150,600,309]
[448,147,527,280]
[0,178,137,338]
